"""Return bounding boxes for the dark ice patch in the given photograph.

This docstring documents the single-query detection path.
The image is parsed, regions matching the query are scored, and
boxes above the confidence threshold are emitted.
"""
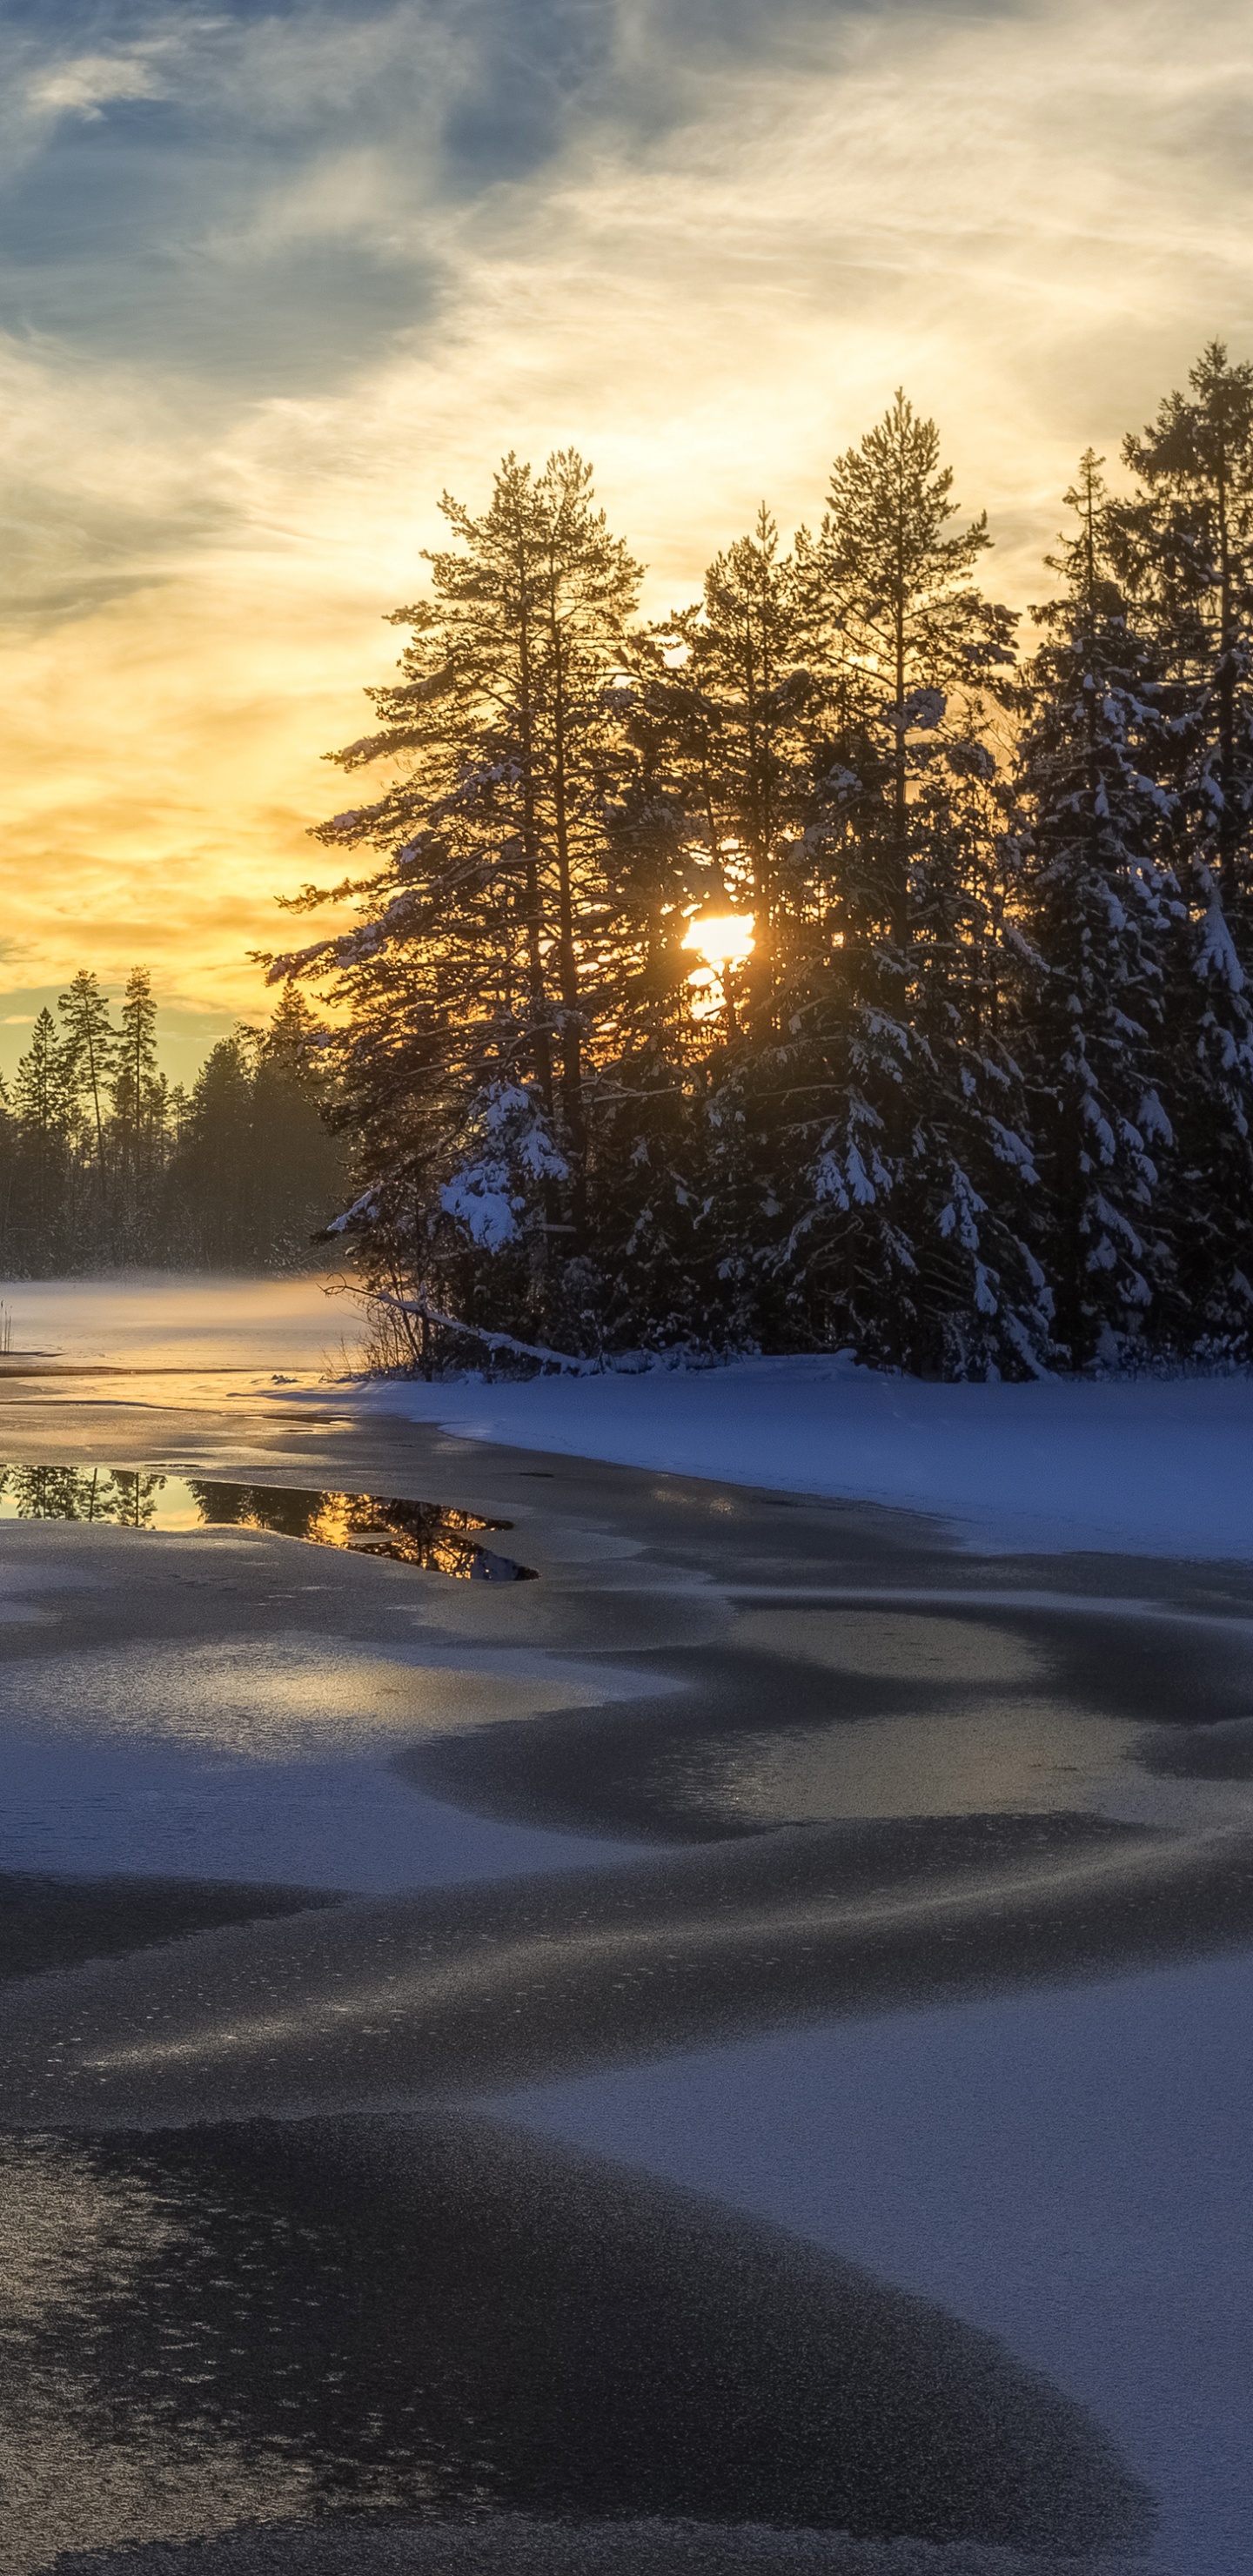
[1136,1714,1253,1780]
[0,2112,1153,2559]
[0,1868,342,1987]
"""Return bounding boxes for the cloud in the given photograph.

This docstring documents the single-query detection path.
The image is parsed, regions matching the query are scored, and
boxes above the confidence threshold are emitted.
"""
[2,0,1252,1023]
[0,3,1022,394]
[27,50,166,119]
[0,11,449,390]
[0,333,234,624]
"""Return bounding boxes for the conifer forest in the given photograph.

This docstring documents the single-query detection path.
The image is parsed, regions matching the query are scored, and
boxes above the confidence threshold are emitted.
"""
[0,973,344,1275]
[23,343,1253,1378]
[264,343,1253,1379]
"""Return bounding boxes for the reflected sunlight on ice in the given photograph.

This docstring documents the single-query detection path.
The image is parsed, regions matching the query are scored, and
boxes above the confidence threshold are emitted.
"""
[0,1273,352,1375]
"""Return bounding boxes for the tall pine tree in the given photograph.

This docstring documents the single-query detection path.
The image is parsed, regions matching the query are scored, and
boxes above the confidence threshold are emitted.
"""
[270,451,642,1348]
[110,967,167,1263]
[777,394,1047,1375]
[1111,345,1253,1348]
[1018,452,1176,1364]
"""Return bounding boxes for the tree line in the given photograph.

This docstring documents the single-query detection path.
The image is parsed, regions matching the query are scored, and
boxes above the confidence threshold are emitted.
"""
[274,352,1253,1380]
[0,971,345,1274]
[261,339,1253,1373]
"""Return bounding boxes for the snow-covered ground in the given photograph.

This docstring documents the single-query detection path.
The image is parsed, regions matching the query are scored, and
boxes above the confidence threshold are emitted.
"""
[3,1278,1249,1556]
[326,1355,1253,1560]
[3,1278,1251,2569]
[499,1950,1253,2576]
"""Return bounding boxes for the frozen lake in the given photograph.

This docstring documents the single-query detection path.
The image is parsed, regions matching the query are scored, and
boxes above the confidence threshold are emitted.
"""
[8,1276,1253,1565]
[0,1271,355,1376]
[2,1311,1251,2573]
[500,1953,1253,2576]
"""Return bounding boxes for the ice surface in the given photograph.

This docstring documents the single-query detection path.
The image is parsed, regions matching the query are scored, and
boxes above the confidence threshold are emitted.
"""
[497,1951,1253,2576]
[6,1281,1250,1560]
[0,1734,635,1893]
[0,1631,654,1892]
[0,1271,347,1373]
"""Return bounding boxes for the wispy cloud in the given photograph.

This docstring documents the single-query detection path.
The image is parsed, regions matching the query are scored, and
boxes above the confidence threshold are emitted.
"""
[27,48,168,119]
[2,0,1252,1015]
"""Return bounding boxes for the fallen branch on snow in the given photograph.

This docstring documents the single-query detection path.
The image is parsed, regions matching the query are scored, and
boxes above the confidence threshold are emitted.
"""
[366,1288,596,1375]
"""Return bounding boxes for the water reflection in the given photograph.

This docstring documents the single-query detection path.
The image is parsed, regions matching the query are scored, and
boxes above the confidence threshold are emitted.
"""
[666,1700,1141,1825]
[405,1597,1253,1844]
[0,1466,536,1582]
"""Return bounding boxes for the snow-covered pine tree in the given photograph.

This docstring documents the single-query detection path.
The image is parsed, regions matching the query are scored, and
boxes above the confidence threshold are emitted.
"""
[266,452,642,1352]
[775,393,1049,1376]
[603,507,821,1347]
[1109,345,1253,1351]
[627,508,816,997]
[1017,452,1176,1366]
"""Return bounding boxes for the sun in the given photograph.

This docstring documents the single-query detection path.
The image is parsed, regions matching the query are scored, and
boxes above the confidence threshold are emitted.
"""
[681,911,756,975]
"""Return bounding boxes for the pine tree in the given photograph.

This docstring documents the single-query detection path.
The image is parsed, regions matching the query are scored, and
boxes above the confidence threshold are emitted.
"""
[1117,344,1253,910]
[0,1074,15,1273]
[813,388,1015,950]
[160,995,343,1270]
[251,988,345,1264]
[774,394,1047,1376]
[626,509,816,994]
[1018,453,1176,1365]
[269,451,642,1345]
[1110,345,1253,1348]
[57,969,115,1177]
[173,1030,257,1266]
[599,507,821,1347]
[112,967,159,1128]
[12,1010,76,1269]
[236,374,1253,1373]
[110,967,167,1261]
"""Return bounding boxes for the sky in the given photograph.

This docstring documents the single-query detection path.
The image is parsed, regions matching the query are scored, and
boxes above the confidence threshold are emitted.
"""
[3,0,1252,1081]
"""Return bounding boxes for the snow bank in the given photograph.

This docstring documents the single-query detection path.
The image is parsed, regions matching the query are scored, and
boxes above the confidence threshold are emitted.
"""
[3,1277,1244,1560]
[322,1356,1253,1560]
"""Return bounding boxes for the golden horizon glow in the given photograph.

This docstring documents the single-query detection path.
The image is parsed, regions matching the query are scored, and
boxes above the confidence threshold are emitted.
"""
[4,0,1253,1026]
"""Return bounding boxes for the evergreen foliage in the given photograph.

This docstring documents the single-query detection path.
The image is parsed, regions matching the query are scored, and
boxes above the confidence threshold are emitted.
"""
[0,979,345,1275]
[271,406,1059,1374]
[268,368,1253,1374]
[1106,344,1253,1346]
[767,391,1044,1376]
[23,354,1253,1366]
[1017,452,1176,1365]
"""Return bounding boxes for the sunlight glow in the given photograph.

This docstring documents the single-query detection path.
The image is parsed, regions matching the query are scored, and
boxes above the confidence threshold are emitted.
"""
[3,0,1248,1024]
[682,911,756,976]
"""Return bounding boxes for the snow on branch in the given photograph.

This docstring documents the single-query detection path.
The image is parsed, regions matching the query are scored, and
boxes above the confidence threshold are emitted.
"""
[368,1287,597,1374]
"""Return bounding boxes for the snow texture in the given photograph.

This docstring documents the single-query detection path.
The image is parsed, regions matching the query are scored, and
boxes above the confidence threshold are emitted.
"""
[498,1951,1253,2576]
[324,1354,1253,1560]
[49,2519,1158,2576]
